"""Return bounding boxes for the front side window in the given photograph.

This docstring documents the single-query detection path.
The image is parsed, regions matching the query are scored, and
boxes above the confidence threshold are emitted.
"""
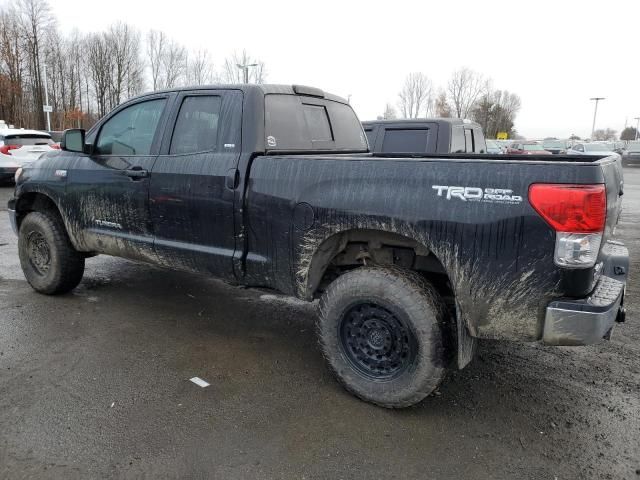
[95,99,166,155]
[170,96,222,155]
[523,144,544,151]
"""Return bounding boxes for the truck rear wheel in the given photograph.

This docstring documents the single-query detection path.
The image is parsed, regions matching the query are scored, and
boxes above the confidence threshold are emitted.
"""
[18,211,85,295]
[318,266,449,408]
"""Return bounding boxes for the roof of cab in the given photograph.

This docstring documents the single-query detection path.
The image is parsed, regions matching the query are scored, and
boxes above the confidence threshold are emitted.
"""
[129,84,349,105]
[362,118,475,126]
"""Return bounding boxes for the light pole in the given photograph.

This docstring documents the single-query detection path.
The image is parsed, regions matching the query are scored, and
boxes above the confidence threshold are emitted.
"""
[590,97,605,140]
[236,63,258,83]
[635,117,640,141]
[43,63,51,131]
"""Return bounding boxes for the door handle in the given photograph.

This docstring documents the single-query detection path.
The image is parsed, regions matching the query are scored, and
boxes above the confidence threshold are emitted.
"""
[124,168,148,179]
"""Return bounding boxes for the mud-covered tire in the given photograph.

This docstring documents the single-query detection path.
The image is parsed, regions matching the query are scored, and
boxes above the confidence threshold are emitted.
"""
[318,266,449,408]
[18,211,85,295]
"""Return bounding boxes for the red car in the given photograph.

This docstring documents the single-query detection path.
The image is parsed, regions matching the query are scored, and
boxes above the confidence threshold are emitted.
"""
[507,141,553,155]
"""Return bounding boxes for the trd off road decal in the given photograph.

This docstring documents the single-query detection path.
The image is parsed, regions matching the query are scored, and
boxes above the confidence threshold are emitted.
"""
[432,185,523,204]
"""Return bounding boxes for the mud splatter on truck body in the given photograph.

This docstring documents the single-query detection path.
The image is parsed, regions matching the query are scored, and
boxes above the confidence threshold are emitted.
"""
[10,84,627,360]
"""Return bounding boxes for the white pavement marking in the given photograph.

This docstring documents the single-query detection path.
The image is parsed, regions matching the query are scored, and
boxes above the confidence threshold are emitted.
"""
[189,377,210,388]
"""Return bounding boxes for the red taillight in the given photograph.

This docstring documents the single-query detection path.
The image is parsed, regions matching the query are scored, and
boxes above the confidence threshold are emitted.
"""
[0,144,21,155]
[51,143,60,149]
[529,184,606,233]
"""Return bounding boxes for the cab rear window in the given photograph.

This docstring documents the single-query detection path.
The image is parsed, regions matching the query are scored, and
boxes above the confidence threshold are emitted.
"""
[264,94,367,152]
[381,129,429,153]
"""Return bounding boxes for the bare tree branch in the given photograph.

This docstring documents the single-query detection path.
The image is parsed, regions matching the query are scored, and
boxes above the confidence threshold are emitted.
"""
[397,72,433,118]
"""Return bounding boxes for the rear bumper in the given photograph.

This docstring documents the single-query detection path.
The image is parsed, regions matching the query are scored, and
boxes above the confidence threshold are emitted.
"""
[543,242,629,346]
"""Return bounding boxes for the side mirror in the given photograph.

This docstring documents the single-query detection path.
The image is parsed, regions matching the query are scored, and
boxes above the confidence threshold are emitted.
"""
[61,129,86,153]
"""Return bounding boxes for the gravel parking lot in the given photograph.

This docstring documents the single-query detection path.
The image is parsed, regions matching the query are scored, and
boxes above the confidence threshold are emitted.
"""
[0,170,638,480]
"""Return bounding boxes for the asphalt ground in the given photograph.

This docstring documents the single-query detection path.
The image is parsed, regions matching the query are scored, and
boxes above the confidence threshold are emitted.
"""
[0,169,639,480]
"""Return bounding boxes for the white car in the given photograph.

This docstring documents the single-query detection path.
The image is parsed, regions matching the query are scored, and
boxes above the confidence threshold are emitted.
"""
[567,142,619,157]
[0,129,59,182]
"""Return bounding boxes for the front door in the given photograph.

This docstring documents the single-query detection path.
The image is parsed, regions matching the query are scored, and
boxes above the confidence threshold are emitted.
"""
[149,89,242,279]
[66,95,170,262]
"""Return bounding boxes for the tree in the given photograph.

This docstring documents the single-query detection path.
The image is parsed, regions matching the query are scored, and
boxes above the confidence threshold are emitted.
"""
[470,88,521,138]
[569,134,581,141]
[186,49,215,85]
[592,128,617,141]
[106,23,143,110]
[434,90,451,117]
[86,32,112,118]
[447,67,485,119]
[146,30,186,90]
[382,103,396,120]
[221,49,266,84]
[620,127,638,141]
[397,72,433,118]
[0,7,25,126]
[147,30,165,91]
[16,0,53,129]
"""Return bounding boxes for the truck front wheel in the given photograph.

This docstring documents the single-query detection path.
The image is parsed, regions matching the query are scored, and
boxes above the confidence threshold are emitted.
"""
[318,266,449,408]
[18,211,85,295]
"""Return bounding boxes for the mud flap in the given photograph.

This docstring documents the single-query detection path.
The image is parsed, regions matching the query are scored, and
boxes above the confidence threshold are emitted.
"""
[457,304,477,369]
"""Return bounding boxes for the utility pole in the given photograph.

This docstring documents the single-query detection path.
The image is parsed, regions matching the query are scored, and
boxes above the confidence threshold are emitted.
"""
[635,117,640,141]
[590,97,605,140]
[236,62,258,83]
[43,63,51,131]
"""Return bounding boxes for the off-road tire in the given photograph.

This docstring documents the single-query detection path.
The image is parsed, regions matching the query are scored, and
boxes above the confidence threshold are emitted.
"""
[318,266,449,408]
[18,211,85,294]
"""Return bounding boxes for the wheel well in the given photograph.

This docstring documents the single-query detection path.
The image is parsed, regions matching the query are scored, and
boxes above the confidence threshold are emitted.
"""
[307,229,459,366]
[308,229,454,304]
[15,193,61,228]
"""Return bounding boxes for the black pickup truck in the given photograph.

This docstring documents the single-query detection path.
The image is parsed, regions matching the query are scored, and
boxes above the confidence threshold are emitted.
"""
[8,84,629,408]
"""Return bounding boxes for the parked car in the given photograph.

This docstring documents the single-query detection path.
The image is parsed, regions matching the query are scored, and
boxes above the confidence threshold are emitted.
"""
[622,142,640,167]
[495,139,511,151]
[506,141,553,155]
[0,129,59,182]
[567,142,619,157]
[362,118,487,154]
[486,139,503,154]
[542,139,570,154]
[9,84,629,408]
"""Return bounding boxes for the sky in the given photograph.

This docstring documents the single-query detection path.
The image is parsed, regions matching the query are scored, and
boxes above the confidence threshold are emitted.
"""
[13,0,640,138]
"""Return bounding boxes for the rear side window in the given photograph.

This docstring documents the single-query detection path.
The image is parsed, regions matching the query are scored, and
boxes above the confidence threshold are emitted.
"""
[364,128,375,147]
[170,96,222,154]
[96,99,166,155]
[265,94,367,152]
[473,127,486,153]
[464,129,474,153]
[381,129,429,153]
[451,126,465,153]
[302,104,333,142]
[2,135,53,146]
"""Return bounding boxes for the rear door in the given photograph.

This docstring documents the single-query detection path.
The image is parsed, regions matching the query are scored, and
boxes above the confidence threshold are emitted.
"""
[67,94,170,261]
[149,89,242,279]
